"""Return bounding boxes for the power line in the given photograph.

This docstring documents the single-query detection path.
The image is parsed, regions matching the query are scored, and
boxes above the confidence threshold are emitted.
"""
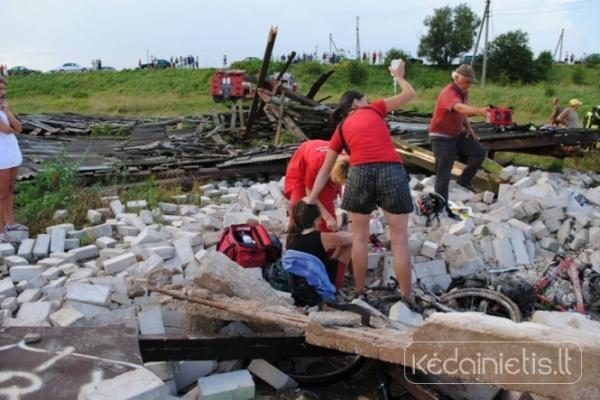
[493,2,600,15]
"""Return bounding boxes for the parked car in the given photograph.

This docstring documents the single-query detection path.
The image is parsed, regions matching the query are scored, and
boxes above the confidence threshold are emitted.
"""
[50,63,88,73]
[7,66,41,76]
[138,59,171,69]
[99,66,116,72]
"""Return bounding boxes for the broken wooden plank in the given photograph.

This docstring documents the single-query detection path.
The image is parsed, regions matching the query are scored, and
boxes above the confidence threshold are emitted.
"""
[245,26,278,136]
[393,138,502,192]
[306,69,336,99]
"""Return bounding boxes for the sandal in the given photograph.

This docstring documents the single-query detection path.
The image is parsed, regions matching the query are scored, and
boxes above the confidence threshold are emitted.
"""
[5,223,28,231]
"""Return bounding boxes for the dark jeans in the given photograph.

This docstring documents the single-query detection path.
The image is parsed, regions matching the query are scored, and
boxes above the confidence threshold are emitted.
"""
[430,133,487,203]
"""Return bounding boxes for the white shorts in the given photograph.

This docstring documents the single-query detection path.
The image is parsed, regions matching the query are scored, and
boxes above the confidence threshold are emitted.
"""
[0,132,23,169]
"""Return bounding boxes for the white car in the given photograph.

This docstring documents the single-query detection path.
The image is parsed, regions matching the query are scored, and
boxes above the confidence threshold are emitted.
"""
[50,63,88,73]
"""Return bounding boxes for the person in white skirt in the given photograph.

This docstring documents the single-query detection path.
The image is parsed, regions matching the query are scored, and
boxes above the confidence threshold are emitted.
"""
[0,77,26,243]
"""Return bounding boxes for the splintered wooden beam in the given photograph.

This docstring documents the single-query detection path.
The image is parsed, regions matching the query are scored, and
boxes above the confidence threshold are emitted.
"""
[306,69,336,99]
[245,26,278,137]
[393,138,503,193]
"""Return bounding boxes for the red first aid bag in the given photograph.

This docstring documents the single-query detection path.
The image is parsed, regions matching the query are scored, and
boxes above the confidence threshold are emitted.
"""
[217,224,281,268]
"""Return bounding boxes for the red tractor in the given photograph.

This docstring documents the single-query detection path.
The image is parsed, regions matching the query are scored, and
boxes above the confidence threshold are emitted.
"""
[210,69,252,102]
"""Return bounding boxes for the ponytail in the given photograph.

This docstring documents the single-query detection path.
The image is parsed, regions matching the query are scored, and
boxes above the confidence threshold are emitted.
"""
[328,90,364,133]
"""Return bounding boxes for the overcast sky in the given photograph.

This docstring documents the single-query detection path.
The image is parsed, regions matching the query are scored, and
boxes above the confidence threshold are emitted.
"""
[3,0,598,71]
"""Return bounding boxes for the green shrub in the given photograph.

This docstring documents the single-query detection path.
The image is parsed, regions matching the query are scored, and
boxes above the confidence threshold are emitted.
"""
[544,87,555,97]
[338,60,369,85]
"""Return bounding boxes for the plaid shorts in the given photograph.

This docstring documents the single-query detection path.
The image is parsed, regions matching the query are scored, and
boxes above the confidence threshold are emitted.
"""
[341,163,413,214]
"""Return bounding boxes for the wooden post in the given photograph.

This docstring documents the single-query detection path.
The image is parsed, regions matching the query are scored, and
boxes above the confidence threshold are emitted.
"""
[245,26,278,137]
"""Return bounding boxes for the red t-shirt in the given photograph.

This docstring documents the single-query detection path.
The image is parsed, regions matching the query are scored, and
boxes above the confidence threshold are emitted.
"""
[329,100,402,166]
[429,83,468,138]
[284,140,339,205]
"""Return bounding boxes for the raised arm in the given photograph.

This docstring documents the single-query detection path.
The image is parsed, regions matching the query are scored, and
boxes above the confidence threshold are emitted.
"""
[383,60,416,112]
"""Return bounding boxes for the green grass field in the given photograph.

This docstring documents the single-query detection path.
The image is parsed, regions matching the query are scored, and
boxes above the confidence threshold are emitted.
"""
[7,63,600,125]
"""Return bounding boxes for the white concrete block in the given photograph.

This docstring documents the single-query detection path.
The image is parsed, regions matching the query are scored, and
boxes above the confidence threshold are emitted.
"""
[511,238,530,265]
[17,239,35,261]
[17,288,42,304]
[493,239,516,269]
[174,361,218,391]
[16,301,55,322]
[389,301,423,327]
[87,209,103,225]
[4,255,28,267]
[32,234,50,259]
[49,305,85,327]
[448,219,474,235]
[531,220,549,240]
[96,236,117,249]
[158,202,179,215]
[138,305,166,335]
[64,300,109,319]
[78,367,169,400]
[420,241,438,259]
[198,370,255,400]
[103,252,137,275]
[9,265,44,282]
[65,283,111,306]
[68,244,99,261]
[132,227,163,246]
[48,228,66,254]
[1,296,18,312]
[110,199,125,216]
[173,237,194,266]
[248,359,298,390]
[83,224,113,240]
[413,259,447,279]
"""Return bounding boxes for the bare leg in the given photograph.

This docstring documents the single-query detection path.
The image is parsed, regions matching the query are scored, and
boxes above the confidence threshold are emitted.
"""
[331,244,352,265]
[5,167,18,226]
[0,168,11,232]
[349,212,370,293]
[383,211,412,297]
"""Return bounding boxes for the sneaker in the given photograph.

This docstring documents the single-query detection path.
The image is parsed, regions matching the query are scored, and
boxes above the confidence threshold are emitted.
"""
[5,223,28,231]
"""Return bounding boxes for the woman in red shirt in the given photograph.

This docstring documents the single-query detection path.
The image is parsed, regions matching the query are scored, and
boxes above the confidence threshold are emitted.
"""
[284,139,348,232]
[307,60,416,299]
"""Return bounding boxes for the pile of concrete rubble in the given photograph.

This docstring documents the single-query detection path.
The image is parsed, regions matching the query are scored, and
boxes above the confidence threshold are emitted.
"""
[1,165,600,398]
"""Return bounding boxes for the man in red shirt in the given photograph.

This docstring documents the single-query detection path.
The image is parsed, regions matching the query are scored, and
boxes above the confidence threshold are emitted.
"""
[429,64,488,208]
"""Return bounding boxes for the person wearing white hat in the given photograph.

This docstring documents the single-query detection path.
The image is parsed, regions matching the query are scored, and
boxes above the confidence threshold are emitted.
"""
[558,99,583,128]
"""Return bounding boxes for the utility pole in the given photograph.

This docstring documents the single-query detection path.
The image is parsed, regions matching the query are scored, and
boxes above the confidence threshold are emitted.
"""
[329,33,333,55]
[471,1,491,86]
[481,0,490,87]
[356,16,361,61]
[554,28,564,62]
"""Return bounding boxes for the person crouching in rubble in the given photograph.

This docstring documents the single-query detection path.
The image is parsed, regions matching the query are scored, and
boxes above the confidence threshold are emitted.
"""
[284,201,353,306]
[306,59,416,301]
[284,139,349,232]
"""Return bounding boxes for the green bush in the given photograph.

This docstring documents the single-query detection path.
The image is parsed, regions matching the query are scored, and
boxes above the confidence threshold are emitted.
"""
[338,60,369,85]
[544,87,556,97]
[584,54,600,67]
